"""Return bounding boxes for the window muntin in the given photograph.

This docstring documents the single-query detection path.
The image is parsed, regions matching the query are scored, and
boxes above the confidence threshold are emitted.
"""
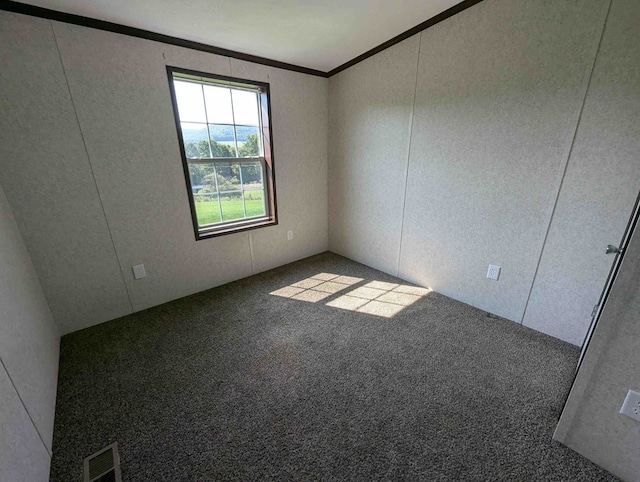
[168,68,277,238]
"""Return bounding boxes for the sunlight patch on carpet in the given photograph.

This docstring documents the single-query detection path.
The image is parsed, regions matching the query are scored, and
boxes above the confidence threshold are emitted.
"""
[271,274,431,317]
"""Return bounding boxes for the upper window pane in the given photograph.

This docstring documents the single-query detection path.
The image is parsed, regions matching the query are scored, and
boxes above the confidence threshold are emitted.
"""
[203,85,234,124]
[236,126,261,157]
[209,124,237,158]
[181,122,210,158]
[174,81,206,123]
[231,90,260,126]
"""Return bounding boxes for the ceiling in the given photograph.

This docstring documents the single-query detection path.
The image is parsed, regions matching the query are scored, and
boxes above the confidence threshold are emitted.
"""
[16,0,464,72]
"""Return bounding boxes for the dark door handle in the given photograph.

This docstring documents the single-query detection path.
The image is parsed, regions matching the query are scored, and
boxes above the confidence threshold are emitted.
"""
[606,245,622,255]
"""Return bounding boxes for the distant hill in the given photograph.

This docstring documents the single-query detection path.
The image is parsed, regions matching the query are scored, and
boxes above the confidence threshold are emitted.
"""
[181,124,258,144]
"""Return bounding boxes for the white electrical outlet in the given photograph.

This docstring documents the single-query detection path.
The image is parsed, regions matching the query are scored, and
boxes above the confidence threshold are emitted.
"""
[287,230,294,241]
[487,264,501,281]
[620,390,640,422]
[132,264,147,280]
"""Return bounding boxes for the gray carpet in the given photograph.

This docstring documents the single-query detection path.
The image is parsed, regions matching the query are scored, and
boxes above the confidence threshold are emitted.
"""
[50,252,617,481]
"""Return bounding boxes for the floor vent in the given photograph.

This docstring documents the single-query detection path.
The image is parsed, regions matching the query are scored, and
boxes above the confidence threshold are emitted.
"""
[83,442,122,482]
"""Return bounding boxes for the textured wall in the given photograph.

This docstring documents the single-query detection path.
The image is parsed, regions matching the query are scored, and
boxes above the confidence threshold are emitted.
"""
[327,0,638,344]
[0,12,328,333]
[0,365,51,482]
[552,3,640,478]
[523,0,640,345]
[399,0,608,323]
[328,36,420,274]
[250,64,329,273]
[0,184,59,480]
[0,13,132,334]
[554,217,640,481]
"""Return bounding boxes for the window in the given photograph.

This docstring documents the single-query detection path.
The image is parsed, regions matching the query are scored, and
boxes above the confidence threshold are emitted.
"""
[167,67,277,239]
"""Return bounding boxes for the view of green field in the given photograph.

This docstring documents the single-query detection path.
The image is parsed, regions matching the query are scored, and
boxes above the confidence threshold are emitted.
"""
[195,196,265,225]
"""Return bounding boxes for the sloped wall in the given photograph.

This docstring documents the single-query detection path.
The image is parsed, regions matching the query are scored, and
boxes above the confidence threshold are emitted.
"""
[0,184,59,481]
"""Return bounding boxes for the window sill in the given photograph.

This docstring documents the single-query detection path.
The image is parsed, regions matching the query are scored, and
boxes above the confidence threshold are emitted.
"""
[196,216,277,240]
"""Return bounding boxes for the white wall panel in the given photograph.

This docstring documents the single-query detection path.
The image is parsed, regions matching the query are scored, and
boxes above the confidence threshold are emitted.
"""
[0,364,51,482]
[555,210,640,481]
[328,36,420,275]
[0,12,132,334]
[0,185,59,451]
[249,63,329,274]
[399,0,608,323]
[51,23,252,314]
[523,0,640,345]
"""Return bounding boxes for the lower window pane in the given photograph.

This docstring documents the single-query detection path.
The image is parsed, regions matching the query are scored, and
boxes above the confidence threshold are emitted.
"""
[220,191,245,221]
[188,161,268,231]
[215,162,242,191]
[240,161,263,188]
[190,163,221,226]
[189,163,217,194]
[194,193,221,225]
[244,190,265,217]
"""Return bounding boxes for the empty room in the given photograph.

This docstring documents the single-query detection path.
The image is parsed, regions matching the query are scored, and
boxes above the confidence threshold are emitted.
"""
[1,0,639,480]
